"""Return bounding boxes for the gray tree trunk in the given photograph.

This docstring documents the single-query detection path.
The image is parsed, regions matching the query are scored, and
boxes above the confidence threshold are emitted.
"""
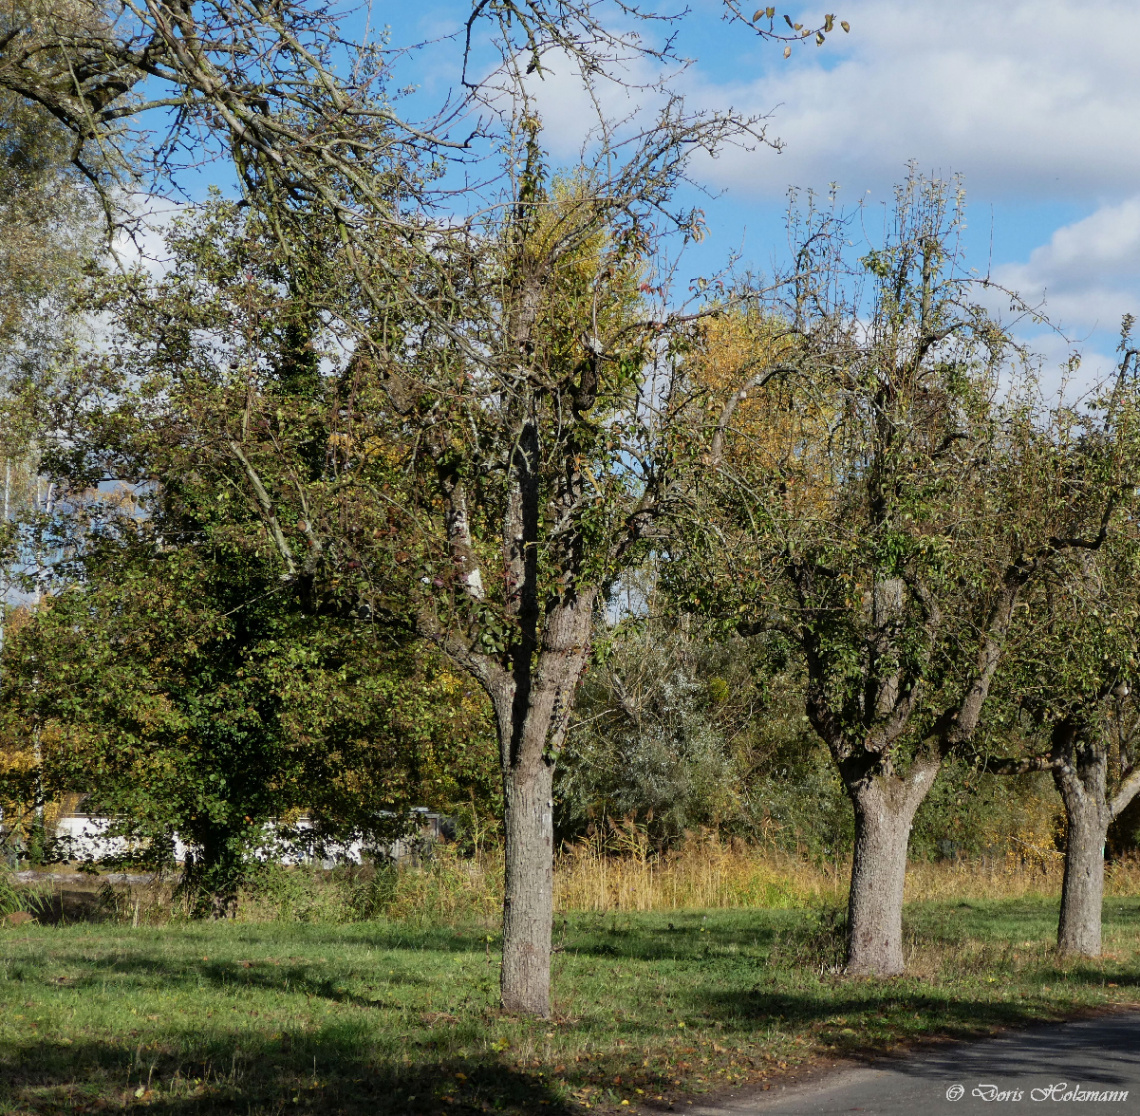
[487,594,595,1016]
[844,764,938,976]
[1057,792,1108,957]
[1054,741,1111,958]
[501,760,555,1015]
[990,720,1140,960]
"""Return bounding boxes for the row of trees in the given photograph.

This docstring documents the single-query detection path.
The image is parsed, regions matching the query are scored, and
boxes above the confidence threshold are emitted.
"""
[676,180,1140,971]
[0,0,1138,1017]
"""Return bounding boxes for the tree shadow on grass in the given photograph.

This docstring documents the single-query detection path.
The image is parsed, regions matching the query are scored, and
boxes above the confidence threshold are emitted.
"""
[698,993,1140,1090]
[558,917,785,964]
[700,985,1082,1036]
[29,950,427,1009]
[696,980,1140,1088]
[1,1024,577,1115]
[879,1010,1140,1087]
[1047,965,1140,988]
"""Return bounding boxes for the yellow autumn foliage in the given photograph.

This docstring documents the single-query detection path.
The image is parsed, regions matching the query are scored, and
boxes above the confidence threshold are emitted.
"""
[689,308,837,525]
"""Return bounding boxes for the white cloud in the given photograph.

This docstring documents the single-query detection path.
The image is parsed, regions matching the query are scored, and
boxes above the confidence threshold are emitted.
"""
[683,0,1140,201]
[447,0,1140,211]
[413,0,1140,395]
[1009,330,1120,406]
[666,0,1140,390]
[992,196,1140,338]
[110,196,182,275]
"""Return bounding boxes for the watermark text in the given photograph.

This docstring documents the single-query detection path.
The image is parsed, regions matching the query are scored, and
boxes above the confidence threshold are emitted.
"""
[943,1082,1130,1103]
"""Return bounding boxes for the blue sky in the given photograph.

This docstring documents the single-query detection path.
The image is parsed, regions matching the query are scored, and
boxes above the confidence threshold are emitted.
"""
[369,0,1140,392]
[124,0,1138,395]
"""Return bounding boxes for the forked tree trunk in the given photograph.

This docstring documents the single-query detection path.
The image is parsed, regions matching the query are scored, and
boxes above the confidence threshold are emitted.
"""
[1054,748,1111,958]
[488,595,595,1016]
[989,721,1140,960]
[844,763,939,976]
[501,760,555,1015]
[804,574,1021,976]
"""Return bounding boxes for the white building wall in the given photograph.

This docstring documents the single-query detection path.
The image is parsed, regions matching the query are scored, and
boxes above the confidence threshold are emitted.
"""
[51,813,445,866]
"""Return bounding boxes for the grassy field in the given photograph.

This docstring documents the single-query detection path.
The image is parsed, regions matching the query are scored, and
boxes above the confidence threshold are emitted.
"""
[2,899,1140,1115]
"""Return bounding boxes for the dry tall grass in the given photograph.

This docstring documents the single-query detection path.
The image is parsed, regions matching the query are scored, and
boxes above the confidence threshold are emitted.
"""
[554,822,844,911]
[552,821,1140,912]
[191,834,1140,923]
[19,823,1140,926]
[905,844,1140,902]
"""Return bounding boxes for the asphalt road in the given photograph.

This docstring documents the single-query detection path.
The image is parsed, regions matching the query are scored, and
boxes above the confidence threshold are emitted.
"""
[685,1013,1140,1115]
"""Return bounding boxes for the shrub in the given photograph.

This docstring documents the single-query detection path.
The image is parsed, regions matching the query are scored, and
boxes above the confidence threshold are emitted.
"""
[0,867,29,918]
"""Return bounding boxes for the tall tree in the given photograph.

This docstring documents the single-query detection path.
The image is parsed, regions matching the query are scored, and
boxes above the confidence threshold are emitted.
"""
[1,525,498,916]
[1,197,500,912]
[981,368,1140,956]
[71,154,716,1010]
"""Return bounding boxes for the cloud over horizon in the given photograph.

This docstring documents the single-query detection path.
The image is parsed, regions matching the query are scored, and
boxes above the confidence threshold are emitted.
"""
[683,0,1140,203]
[991,196,1140,338]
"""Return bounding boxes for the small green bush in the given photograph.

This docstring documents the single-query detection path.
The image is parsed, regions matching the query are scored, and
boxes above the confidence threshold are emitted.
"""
[239,862,358,922]
[0,867,33,919]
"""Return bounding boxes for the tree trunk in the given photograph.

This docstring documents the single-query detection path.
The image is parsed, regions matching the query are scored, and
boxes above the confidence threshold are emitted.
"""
[489,595,595,1016]
[845,764,938,976]
[1057,796,1107,957]
[501,760,555,1015]
[183,827,241,920]
[1054,747,1110,958]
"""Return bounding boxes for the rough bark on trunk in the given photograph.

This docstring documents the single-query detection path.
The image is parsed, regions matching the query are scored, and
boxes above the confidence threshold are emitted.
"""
[501,760,555,1015]
[844,764,938,976]
[798,566,1018,977]
[1057,790,1108,957]
[1054,740,1111,958]
[989,722,1140,960]
[489,594,595,1016]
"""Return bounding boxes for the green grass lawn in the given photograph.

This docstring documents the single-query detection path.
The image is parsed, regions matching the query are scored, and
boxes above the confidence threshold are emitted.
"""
[2,901,1140,1115]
